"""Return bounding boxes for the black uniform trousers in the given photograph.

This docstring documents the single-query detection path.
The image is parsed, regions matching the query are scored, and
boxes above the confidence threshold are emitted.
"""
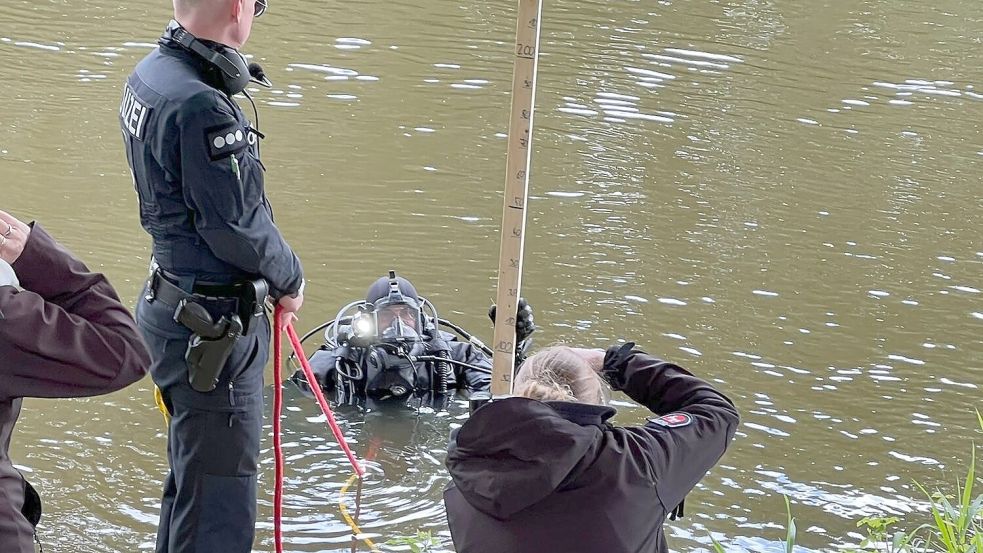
[136,284,269,553]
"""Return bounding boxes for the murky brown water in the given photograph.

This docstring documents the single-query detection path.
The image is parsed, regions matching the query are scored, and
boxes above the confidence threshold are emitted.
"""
[2,0,982,551]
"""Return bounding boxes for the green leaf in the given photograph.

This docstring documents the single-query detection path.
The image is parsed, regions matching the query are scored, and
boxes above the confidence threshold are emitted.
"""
[708,533,727,553]
[784,495,797,553]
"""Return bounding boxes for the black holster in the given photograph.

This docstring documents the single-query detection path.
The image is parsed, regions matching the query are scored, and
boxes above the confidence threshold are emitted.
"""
[236,278,269,335]
[174,299,243,392]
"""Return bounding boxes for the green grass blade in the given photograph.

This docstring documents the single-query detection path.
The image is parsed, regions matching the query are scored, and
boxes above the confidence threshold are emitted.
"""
[784,495,797,553]
[916,480,959,549]
[708,533,727,553]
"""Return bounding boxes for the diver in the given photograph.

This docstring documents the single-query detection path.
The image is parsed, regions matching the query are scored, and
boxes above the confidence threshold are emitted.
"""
[290,271,535,410]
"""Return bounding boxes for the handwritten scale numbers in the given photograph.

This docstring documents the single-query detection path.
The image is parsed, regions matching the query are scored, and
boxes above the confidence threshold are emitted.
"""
[516,43,536,59]
[519,128,530,149]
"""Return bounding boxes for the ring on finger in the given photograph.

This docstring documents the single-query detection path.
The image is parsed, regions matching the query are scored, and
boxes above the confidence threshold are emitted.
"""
[2,223,11,238]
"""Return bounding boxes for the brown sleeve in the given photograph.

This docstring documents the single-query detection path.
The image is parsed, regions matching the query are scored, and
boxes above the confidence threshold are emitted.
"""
[0,223,151,399]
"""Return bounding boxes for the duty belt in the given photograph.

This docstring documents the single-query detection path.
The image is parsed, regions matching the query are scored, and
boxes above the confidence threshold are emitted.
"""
[158,268,249,297]
[146,269,268,334]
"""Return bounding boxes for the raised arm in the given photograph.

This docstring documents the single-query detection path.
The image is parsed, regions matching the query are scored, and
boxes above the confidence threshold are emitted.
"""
[0,217,150,399]
[602,342,739,511]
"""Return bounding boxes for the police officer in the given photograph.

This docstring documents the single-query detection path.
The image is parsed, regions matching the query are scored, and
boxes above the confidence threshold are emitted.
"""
[294,273,535,410]
[118,1,303,552]
[443,343,740,553]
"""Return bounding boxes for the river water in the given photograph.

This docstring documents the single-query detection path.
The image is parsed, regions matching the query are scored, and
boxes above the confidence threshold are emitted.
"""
[1,0,981,551]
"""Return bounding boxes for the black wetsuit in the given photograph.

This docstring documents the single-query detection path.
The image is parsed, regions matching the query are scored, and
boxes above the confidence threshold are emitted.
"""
[293,330,491,409]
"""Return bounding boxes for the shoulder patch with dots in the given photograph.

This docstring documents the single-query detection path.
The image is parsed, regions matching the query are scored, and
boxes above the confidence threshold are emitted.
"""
[206,122,249,160]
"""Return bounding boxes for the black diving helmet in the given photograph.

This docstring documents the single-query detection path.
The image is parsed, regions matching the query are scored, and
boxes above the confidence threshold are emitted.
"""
[349,271,427,347]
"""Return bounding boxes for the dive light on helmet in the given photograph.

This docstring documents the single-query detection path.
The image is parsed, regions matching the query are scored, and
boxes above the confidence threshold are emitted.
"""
[351,306,376,341]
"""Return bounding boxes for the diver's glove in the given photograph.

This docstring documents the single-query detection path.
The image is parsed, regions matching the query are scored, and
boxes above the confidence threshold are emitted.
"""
[487,297,536,342]
[489,298,536,370]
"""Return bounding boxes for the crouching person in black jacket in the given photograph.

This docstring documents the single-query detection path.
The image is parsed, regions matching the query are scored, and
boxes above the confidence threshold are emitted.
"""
[443,342,739,553]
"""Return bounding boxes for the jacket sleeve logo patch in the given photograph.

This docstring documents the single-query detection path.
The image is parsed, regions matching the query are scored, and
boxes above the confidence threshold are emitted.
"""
[648,413,693,428]
[120,84,152,141]
[206,123,248,160]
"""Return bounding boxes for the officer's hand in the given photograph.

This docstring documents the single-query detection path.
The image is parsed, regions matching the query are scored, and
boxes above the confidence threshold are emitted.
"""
[488,297,536,342]
[0,210,32,264]
[277,292,304,331]
[569,347,606,373]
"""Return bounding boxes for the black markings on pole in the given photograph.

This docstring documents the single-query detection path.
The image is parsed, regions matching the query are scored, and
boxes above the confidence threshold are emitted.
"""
[509,258,520,268]
[496,340,514,353]
[516,43,536,58]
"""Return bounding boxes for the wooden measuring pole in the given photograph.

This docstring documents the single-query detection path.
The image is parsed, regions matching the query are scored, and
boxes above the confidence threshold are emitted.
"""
[490,0,544,396]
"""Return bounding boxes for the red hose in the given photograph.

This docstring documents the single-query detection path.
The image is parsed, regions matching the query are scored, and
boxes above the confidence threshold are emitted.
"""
[272,306,285,553]
[271,307,366,551]
[285,322,364,477]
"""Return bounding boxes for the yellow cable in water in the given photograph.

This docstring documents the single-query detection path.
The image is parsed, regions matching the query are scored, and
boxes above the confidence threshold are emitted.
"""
[154,385,171,426]
[339,472,380,552]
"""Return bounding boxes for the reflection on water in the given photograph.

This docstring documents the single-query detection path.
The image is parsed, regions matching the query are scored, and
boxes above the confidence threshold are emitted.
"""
[274,398,466,551]
[2,0,982,551]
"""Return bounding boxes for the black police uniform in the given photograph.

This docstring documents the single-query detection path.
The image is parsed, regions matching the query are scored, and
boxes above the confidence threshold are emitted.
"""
[119,23,303,553]
[443,344,740,553]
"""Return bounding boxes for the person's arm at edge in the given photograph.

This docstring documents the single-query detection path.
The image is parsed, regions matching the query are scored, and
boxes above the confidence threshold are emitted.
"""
[0,224,150,399]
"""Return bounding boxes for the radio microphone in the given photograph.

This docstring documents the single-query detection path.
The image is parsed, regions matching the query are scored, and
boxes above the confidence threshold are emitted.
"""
[248,62,272,88]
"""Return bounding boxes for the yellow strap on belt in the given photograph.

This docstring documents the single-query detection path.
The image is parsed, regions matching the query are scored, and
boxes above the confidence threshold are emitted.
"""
[154,385,171,426]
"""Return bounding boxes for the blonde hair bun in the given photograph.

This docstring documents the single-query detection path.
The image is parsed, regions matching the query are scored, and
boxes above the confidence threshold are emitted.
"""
[513,346,608,405]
